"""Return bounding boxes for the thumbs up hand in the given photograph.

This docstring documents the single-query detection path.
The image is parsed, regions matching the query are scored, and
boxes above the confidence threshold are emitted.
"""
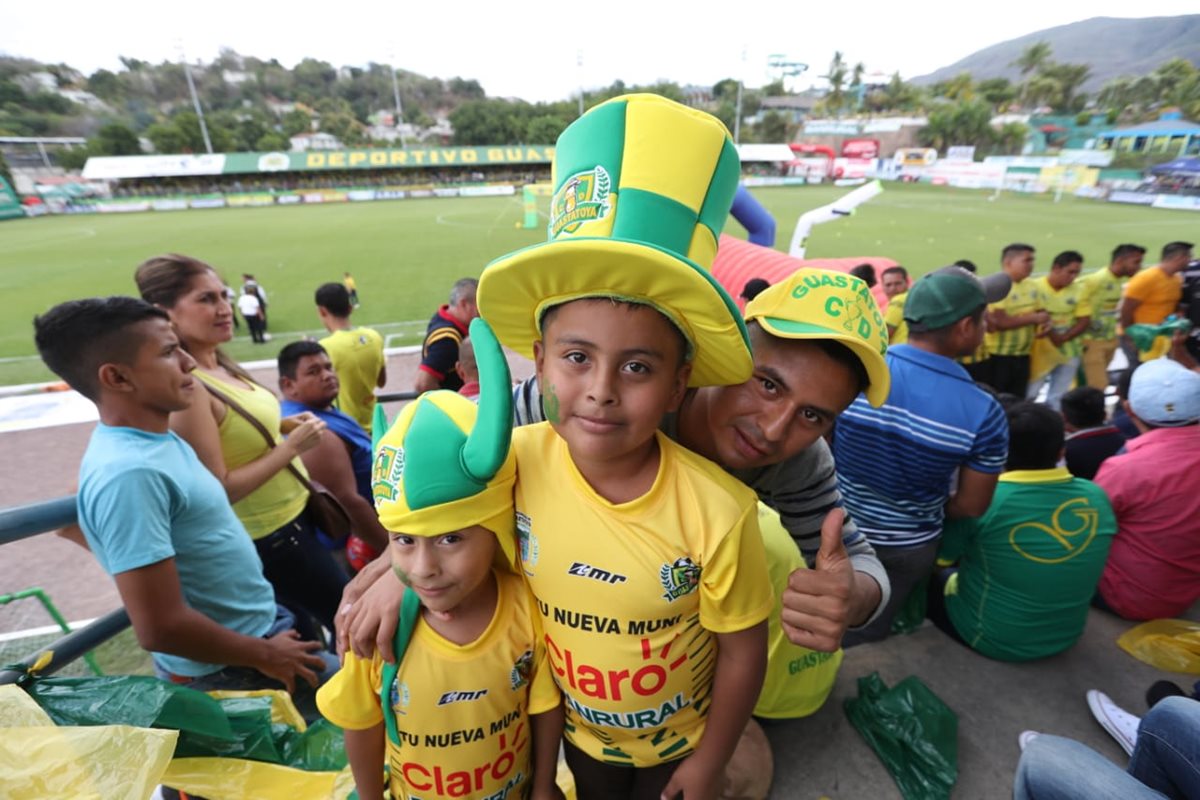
[780,508,854,653]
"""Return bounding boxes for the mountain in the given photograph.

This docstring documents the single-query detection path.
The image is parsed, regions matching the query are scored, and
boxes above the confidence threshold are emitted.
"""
[911,15,1200,91]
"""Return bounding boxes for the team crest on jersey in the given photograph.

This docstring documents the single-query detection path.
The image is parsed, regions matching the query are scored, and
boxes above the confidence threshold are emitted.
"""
[372,445,404,504]
[517,512,538,572]
[389,680,411,714]
[511,649,533,690]
[549,166,611,238]
[660,557,701,602]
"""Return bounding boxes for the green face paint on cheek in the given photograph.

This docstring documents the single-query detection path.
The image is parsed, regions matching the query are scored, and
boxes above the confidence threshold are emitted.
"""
[544,381,561,424]
[392,565,412,587]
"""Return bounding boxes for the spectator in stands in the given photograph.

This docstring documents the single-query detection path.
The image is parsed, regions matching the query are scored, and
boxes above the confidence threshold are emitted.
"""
[1180,255,1200,365]
[414,277,478,394]
[931,402,1116,661]
[1028,251,1091,411]
[849,263,877,288]
[33,297,332,711]
[238,285,267,344]
[882,266,911,344]
[985,243,1050,396]
[1109,367,1141,441]
[1093,357,1200,620]
[1015,696,1200,800]
[1078,244,1145,389]
[315,282,386,432]
[836,266,1010,645]
[456,335,480,402]
[136,254,349,642]
[278,341,388,574]
[740,277,770,304]
[955,259,1004,384]
[1119,241,1193,362]
[1061,386,1125,480]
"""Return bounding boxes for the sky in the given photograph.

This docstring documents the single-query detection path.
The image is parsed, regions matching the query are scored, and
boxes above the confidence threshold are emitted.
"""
[3,1,1197,103]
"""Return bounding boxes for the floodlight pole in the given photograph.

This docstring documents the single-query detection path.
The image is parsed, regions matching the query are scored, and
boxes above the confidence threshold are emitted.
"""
[733,46,746,145]
[577,51,585,118]
[182,57,213,155]
[175,41,213,155]
[390,55,407,148]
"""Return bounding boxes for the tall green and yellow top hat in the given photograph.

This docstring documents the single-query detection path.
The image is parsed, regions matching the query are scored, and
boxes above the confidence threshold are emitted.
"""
[371,318,518,570]
[478,93,753,388]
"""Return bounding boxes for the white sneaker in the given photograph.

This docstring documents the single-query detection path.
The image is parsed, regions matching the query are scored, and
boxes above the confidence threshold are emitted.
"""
[1018,730,1040,752]
[1087,690,1139,756]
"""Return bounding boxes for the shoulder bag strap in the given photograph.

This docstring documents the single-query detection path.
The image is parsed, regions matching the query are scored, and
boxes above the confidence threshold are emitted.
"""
[200,378,316,494]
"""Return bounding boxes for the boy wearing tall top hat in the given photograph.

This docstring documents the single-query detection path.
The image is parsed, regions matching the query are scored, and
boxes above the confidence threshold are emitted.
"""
[479,94,772,799]
[316,319,562,800]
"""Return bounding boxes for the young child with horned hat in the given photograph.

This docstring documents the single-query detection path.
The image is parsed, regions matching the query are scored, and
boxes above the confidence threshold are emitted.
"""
[478,93,773,800]
[316,319,561,800]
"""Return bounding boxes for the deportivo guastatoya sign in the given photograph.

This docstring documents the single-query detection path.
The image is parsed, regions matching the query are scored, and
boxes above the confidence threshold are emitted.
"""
[222,146,556,174]
[83,146,555,180]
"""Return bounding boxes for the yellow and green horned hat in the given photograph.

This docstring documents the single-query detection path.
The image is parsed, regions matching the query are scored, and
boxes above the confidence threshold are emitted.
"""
[478,93,753,388]
[371,318,518,570]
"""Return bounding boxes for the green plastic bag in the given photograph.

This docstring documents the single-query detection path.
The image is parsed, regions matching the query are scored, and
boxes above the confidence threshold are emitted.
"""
[25,675,234,741]
[844,672,958,800]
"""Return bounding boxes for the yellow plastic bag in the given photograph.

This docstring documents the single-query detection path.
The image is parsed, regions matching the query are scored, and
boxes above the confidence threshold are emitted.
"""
[1029,335,1070,384]
[1118,619,1200,674]
[0,684,179,798]
[207,687,308,731]
[752,503,843,719]
[162,758,355,800]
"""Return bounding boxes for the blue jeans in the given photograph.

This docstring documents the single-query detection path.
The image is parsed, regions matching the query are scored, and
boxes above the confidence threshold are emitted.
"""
[1014,697,1200,799]
[155,605,339,722]
[1027,357,1080,411]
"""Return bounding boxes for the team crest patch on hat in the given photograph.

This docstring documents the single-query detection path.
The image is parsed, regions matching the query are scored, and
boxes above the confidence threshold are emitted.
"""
[549,165,611,237]
[660,557,701,602]
[372,444,405,505]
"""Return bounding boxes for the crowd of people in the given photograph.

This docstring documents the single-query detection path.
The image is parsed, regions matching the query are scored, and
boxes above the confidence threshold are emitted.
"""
[28,93,1200,800]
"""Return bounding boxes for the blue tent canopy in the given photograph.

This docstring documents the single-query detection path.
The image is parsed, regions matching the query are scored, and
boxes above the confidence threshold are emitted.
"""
[1150,157,1200,176]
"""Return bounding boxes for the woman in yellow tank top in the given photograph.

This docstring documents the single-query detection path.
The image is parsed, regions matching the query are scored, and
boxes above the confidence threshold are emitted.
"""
[136,254,349,637]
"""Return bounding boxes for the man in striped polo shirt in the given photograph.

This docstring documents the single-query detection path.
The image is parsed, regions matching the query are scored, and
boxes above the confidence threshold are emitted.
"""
[836,266,1010,645]
[985,244,1051,396]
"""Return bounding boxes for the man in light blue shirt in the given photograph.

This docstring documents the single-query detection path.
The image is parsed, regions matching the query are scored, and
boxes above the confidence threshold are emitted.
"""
[835,267,1011,644]
[34,296,328,696]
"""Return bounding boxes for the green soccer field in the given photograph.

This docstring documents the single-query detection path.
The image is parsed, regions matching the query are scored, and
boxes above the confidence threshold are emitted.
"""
[2,182,1195,386]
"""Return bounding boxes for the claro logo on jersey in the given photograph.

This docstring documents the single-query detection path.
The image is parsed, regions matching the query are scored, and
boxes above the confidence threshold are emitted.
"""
[400,722,527,799]
[659,557,701,602]
[544,633,687,701]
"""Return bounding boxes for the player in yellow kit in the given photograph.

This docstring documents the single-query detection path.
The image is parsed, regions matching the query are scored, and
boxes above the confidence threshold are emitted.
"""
[317,319,561,800]
[479,93,772,800]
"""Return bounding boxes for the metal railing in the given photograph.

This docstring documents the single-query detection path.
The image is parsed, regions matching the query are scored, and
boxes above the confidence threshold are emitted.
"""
[0,495,128,685]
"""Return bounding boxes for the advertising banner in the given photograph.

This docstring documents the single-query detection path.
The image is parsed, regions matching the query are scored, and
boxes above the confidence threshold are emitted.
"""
[221,146,554,175]
[150,199,190,211]
[1151,195,1200,211]
[458,185,516,197]
[226,193,276,207]
[83,154,226,180]
[1108,191,1156,205]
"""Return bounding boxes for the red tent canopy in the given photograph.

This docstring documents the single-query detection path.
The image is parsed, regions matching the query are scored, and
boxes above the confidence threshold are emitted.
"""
[711,235,898,312]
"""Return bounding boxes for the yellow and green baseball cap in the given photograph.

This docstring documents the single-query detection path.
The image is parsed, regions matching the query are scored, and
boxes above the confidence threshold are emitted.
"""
[744,269,892,406]
[478,93,752,388]
[371,319,518,571]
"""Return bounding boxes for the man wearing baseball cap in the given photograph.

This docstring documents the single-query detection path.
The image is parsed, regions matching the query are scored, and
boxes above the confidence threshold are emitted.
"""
[835,266,1012,644]
[1094,357,1200,620]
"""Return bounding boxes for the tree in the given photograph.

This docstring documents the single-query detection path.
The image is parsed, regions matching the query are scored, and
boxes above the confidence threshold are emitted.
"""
[1040,63,1091,112]
[918,101,994,153]
[255,131,288,151]
[281,108,312,137]
[86,69,123,102]
[977,78,1016,110]
[993,122,1029,155]
[943,72,975,103]
[754,110,792,143]
[0,147,16,188]
[1013,42,1052,77]
[92,122,140,155]
[523,113,569,144]
[822,51,848,115]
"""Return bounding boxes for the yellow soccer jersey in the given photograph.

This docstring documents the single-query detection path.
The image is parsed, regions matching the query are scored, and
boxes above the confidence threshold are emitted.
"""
[753,503,842,719]
[316,571,559,800]
[986,277,1043,357]
[884,291,908,345]
[512,424,773,767]
[1078,268,1127,342]
[1036,276,1093,359]
[320,326,385,431]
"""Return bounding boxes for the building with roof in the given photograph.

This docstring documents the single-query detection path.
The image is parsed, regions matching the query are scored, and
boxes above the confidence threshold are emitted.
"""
[1094,111,1200,157]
